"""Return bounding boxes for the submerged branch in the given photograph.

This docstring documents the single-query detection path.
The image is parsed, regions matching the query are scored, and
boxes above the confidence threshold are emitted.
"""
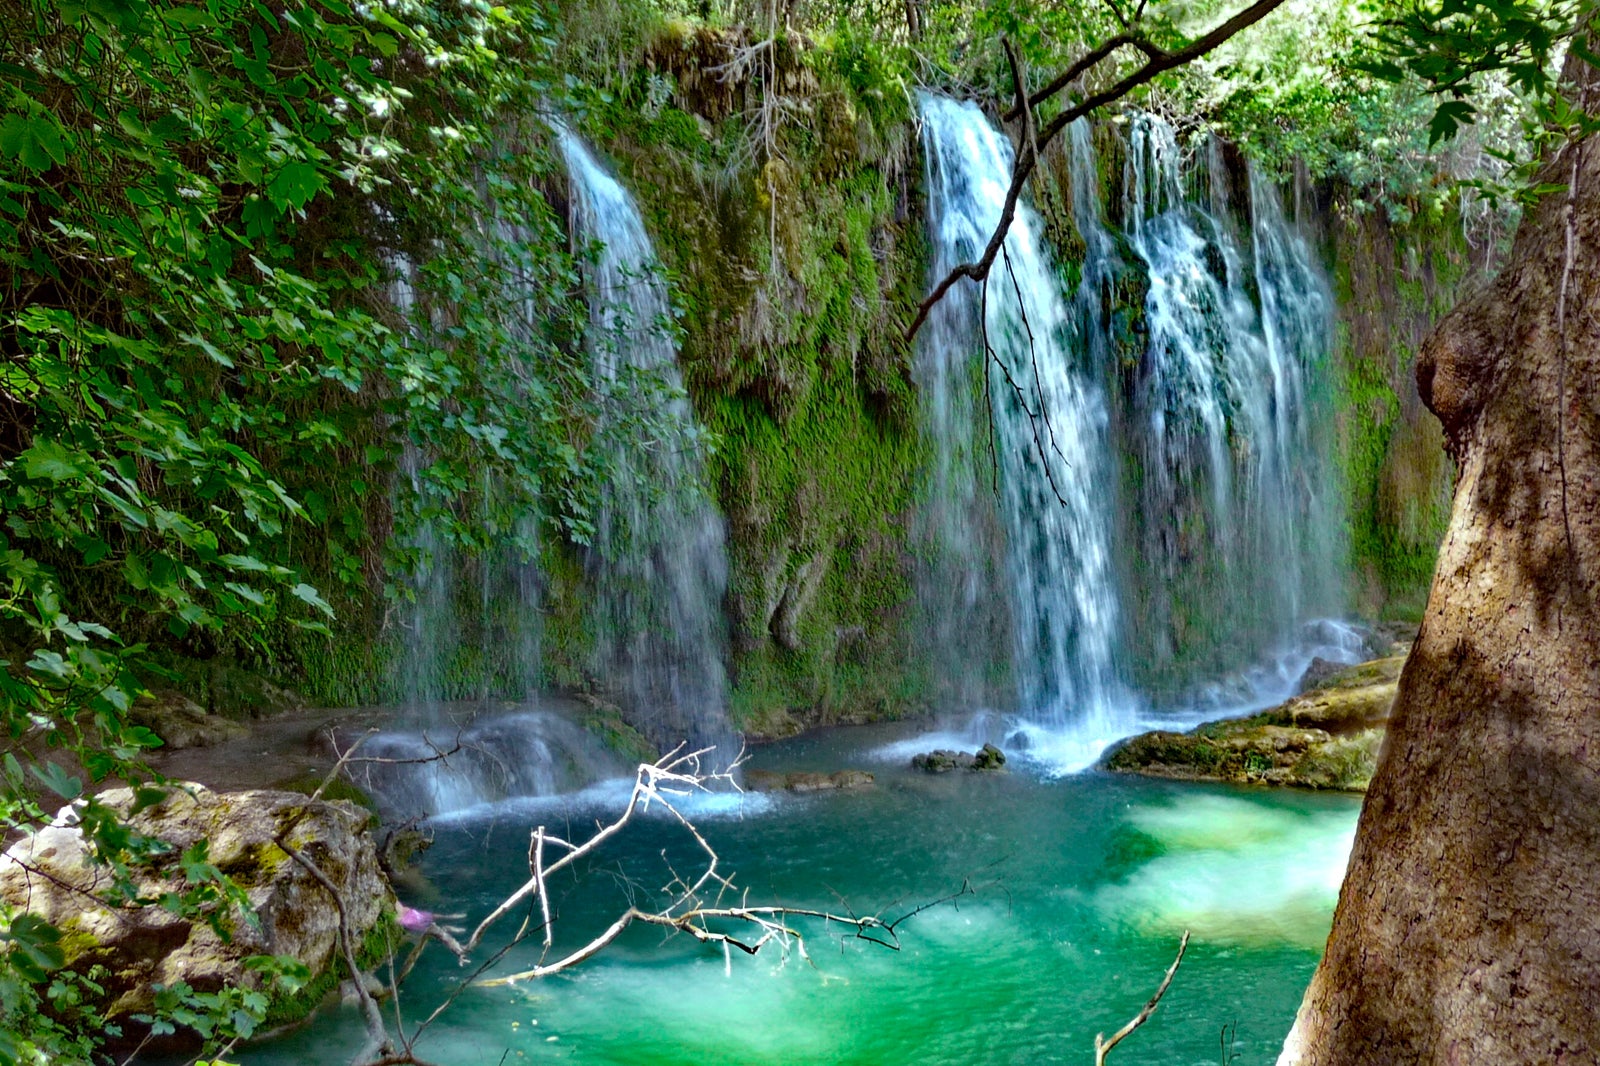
[1094,930,1190,1064]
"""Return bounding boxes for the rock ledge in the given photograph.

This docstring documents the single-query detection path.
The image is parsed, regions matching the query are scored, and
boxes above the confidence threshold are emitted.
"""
[1100,656,1404,791]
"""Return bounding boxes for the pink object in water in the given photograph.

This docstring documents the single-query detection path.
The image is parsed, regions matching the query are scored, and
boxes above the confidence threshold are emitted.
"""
[397,903,434,933]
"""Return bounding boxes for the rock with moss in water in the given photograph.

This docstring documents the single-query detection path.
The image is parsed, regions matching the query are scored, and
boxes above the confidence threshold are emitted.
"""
[912,743,1007,773]
[0,783,396,1053]
[1100,655,1404,791]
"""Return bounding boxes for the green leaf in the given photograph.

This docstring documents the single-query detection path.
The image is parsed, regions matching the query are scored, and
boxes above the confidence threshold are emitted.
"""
[267,161,323,211]
[5,913,65,979]
[289,582,334,618]
[0,111,68,171]
[20,440,91,482]
[28,761,82,801]
[181,332,235,368]
[1428,99,1476,146]
[130,785,170,813]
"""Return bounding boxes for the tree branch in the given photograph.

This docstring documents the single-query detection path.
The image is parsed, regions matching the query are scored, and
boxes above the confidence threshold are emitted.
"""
[905,0,1290,340]
[1094,930,1189,1064]
[1002,33,1166,120]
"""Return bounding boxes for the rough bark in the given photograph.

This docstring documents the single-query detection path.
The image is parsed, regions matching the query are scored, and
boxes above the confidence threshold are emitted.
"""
[1280,59,1600,1065]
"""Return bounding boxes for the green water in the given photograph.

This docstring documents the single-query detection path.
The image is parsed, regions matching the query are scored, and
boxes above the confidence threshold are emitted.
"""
[241,723,1358,1065]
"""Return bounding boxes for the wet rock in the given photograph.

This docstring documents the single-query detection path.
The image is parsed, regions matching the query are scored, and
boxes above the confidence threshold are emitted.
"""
[911,750,965,772]
[1101,656,1402,791]
[911,744,1006,773]
[972,743,1006,770]
[132,690,249,749]
[0,783,395,1050]
[1297,656,1348,692]
[743,769,875,792]
[200,663,305,719]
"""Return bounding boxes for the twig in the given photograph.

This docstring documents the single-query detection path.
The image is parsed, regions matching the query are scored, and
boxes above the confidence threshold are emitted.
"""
[980,268,1070,508]
[275,834,393,1065]
[1094,930,1190,1064]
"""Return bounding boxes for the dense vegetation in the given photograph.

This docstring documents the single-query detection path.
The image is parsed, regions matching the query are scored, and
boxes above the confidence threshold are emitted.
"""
[0,0,1590,1059]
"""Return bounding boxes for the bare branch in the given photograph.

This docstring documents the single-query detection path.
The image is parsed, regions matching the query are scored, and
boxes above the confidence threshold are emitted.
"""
[906,0,1290,340]
[1094,930,1190,1064]
[980,262,1070,508]
[460,747,725,955]
[350,747,969,1063]
[1003,33,1166,120]
[276,834,394,1065]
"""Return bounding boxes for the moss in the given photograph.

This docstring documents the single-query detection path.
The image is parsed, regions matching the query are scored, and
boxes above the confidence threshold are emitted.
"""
[270,773,381,819]
[1292,730,1381,791]
[262,908,400,1030]
[1329,200,1472,617]
[575,699,659,764]
[54,919,103,969]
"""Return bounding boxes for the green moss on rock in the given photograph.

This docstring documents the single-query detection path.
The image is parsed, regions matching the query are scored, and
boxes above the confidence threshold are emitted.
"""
[1102,655,1401,791]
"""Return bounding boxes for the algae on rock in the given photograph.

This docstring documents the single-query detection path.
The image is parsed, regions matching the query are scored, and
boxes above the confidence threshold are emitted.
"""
[0,785,396,1051]
[1102,654,1403,790]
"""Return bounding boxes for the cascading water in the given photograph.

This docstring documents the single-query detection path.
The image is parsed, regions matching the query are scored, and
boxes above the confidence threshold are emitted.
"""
[558,128,736,755]
[1117,115,1345,699]
[915,100,1351,757]
[916,95,1130,760]
[350,708,629,821]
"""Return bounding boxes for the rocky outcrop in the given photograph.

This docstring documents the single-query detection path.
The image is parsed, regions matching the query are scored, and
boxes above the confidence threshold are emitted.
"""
[743,769,875,792]
[912,743,1007,773]
[0,784,394,1047]
[1101,656,1403,791]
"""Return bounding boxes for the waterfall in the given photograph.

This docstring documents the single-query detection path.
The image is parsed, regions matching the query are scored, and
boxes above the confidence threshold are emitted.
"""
[386,238,543,718]
[558,128,735,755]
[1118,115,1343,698]
[915,99,1348,753]
[915,95,1129,752]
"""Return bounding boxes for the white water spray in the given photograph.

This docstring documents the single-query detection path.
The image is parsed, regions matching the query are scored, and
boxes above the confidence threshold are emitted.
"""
[916,95,1132,763]
[559,128,736,754]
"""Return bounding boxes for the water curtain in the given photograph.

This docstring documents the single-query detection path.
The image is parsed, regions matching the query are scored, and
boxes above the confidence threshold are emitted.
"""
[558,127,736,754]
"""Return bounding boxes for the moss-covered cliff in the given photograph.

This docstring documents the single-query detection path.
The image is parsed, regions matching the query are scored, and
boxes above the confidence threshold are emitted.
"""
[1327,201,1492,621]
[177,20,1483,739]
[549,27,934,734]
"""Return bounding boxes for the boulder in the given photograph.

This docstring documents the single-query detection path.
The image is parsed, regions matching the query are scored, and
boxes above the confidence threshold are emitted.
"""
[972,743,1006,770]
[911,743,1007,773]
[1297,656,1348,691]
[0,783,395,1048]
[132,691,249,750]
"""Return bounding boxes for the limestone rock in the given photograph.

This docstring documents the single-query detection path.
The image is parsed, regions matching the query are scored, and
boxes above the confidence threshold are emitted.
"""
[0,784,394,1045]
[132,690,249,749]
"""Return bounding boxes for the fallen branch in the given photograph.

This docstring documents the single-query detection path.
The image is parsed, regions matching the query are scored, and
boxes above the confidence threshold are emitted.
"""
[275,833,395,1066]
[1094,930,1190,1064]
[314,744,973,1065]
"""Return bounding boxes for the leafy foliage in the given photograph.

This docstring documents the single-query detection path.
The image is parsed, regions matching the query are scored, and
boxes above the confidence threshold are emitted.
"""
[1359,0,1600,204]
[0,0,622,1056]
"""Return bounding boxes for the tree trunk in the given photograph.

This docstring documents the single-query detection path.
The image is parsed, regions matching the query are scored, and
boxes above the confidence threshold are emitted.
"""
[1280,60,1600,1064]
